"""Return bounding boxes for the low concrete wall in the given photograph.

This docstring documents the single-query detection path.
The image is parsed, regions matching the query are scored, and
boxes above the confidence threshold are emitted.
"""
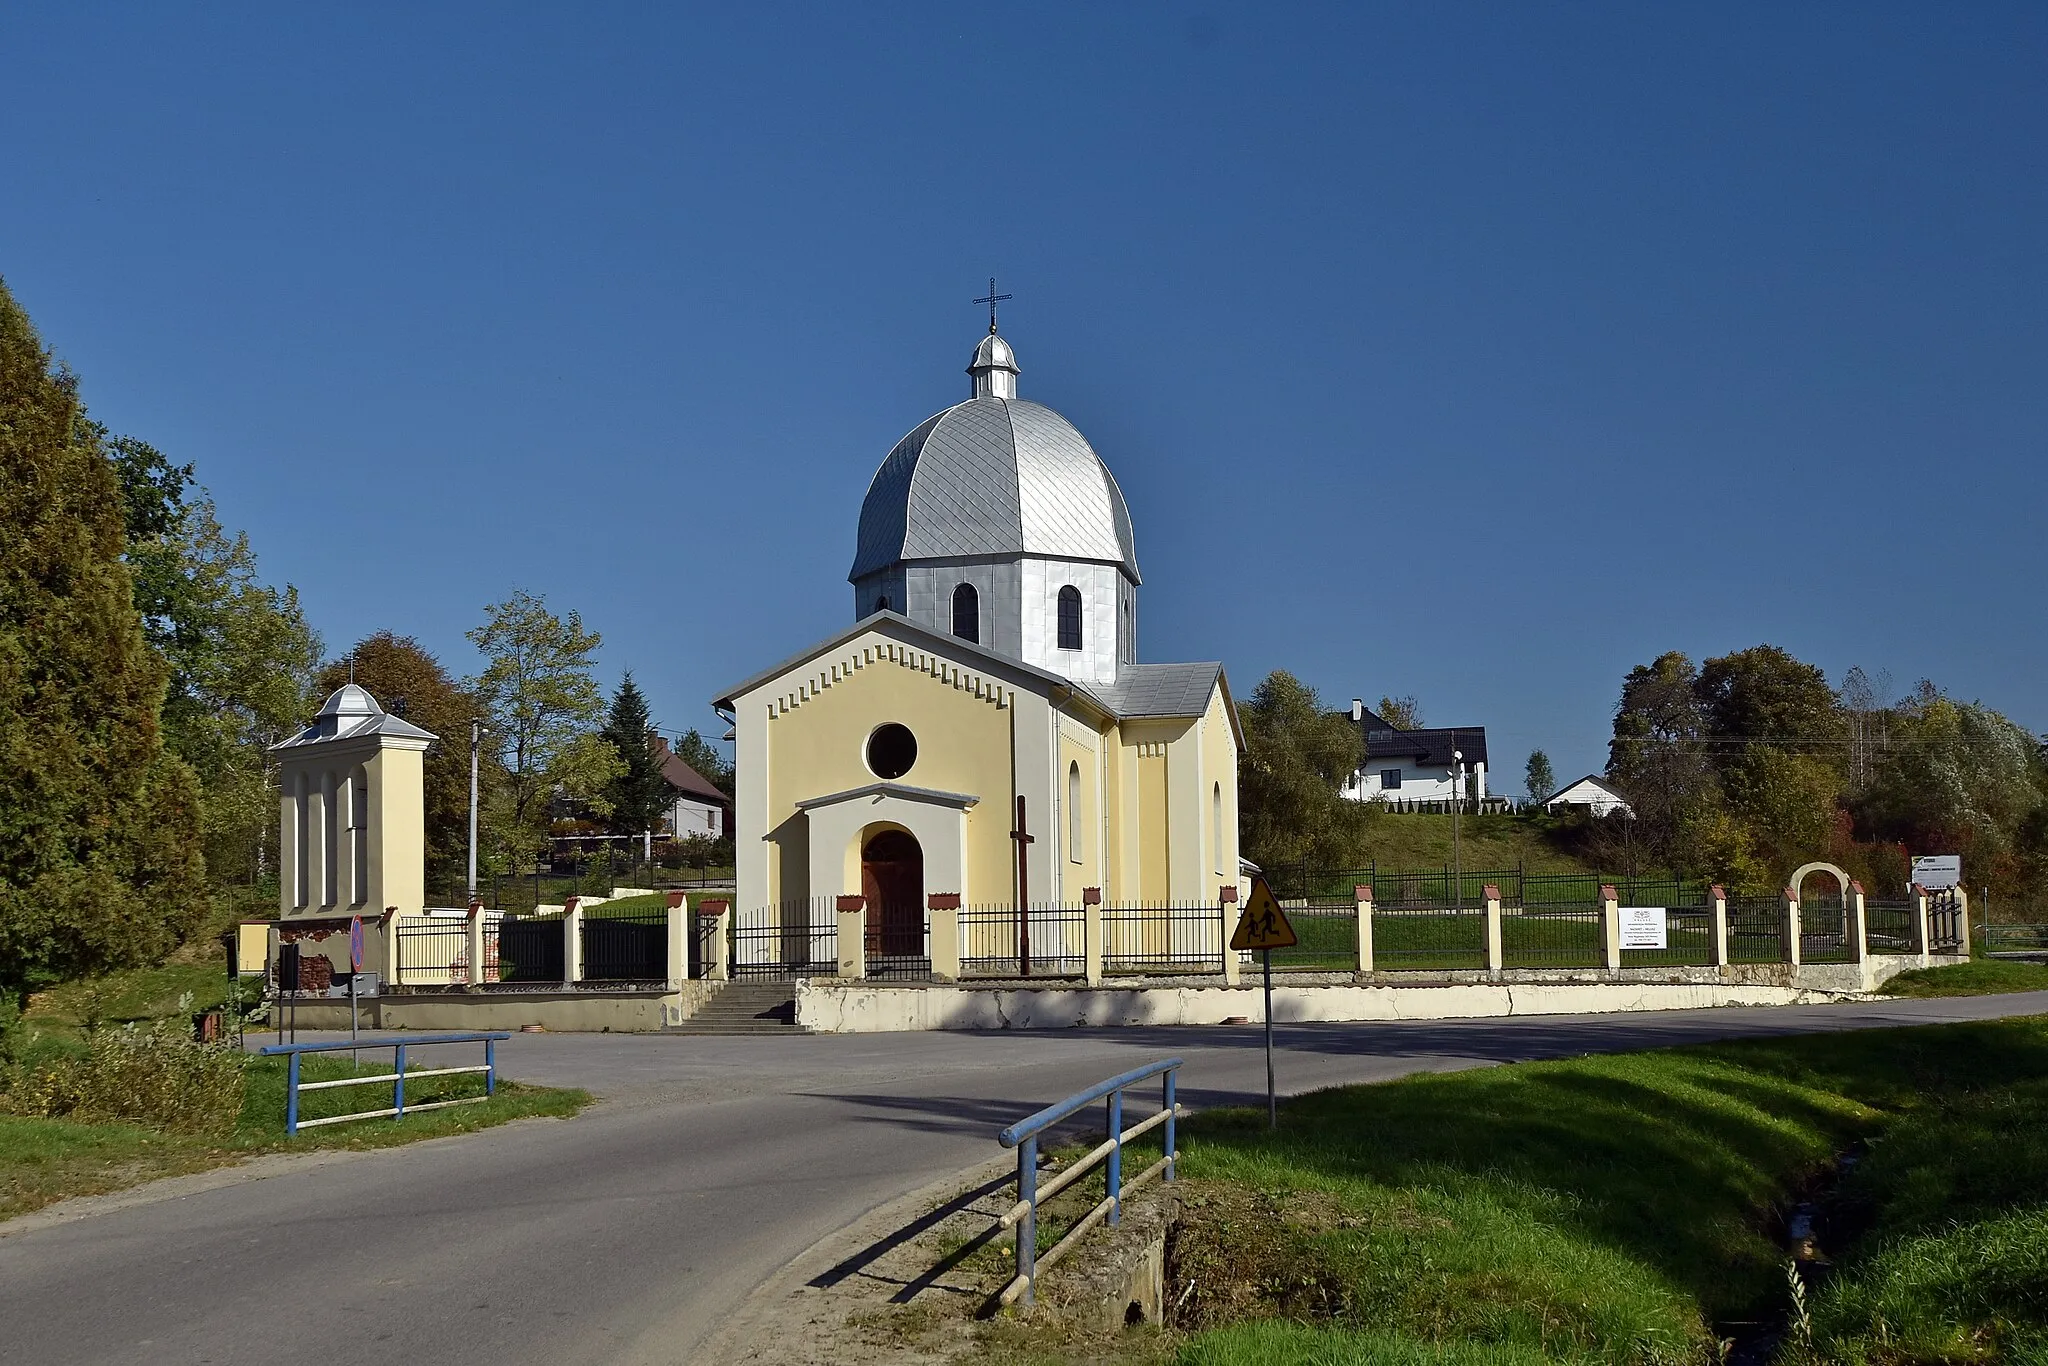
[281,982,716,1033]
[795,955,1966,1034]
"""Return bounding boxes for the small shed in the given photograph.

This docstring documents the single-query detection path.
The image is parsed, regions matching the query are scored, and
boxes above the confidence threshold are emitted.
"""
[1543,774,1634,818]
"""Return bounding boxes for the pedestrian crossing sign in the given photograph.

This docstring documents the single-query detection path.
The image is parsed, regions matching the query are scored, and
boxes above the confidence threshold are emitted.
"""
[1229,876,1297,951]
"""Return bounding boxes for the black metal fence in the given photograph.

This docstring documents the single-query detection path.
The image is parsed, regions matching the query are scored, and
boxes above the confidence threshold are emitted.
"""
[1269,903,1359,972]
[1865,900,1919,954]
[957,904,1086,978]
[394,916,469,986]
[1727,896,1786,963]
[498,915,566,983]
[582,905,667,982]
[1928,890,1966,953]
[1618,903,1716,968]
[1101,903,1224,975]
[1799,895,1852,963]
[731,900,839,980]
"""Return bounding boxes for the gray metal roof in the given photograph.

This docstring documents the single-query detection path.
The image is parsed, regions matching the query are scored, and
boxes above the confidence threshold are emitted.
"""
[849,379,1141,584]
[272,685,437,749]
[1081,662,1226,720]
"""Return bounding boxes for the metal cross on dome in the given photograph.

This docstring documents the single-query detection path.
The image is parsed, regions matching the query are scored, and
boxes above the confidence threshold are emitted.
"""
[973,277,1012,334]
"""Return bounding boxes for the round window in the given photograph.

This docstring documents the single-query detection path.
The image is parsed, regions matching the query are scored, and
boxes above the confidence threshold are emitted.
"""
[866,723,917,780]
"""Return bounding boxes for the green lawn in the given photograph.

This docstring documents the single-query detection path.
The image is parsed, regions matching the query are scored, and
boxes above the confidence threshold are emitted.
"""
[996,1016,2048,1366]
[1,1051,585,1222]
[24,959,239,1038]
[1878,958,2048,997]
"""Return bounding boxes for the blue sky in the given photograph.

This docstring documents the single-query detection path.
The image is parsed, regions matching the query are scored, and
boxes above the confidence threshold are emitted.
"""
[6,4,2045,789]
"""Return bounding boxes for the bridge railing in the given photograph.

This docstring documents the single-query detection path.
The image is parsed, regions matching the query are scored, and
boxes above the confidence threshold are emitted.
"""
[995,1056,1184,1309]
[258,1032,511,1136]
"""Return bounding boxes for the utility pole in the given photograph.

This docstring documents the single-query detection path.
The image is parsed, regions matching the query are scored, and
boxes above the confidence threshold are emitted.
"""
[468,720,487,902]
[1450,737,1463,907]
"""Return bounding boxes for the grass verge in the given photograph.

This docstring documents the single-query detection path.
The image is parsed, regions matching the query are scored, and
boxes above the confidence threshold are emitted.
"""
[1878,958,2048,997]
[2,1049,585,1223]
[986,1016,2048,1366]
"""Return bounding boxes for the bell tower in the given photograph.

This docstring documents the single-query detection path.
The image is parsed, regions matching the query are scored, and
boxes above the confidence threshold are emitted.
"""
[271,685,436,934]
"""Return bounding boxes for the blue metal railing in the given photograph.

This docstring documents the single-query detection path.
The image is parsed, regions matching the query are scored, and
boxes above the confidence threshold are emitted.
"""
[259,1032,511,1136]
[995,1057,1183,1309]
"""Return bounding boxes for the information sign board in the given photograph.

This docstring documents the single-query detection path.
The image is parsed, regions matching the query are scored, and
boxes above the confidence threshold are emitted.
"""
[1911,855,1962,890]
[1618,907,1668,950]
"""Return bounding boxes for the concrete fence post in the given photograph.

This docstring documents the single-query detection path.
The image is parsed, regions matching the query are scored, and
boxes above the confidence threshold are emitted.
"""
[927,894,962,980]
[1483,884,1504,972]
[1082,887,1103,985]
[1355,884,1375,974]
[664,890,688,987]
[1708,885,1730,968]
[1599,885,1621,970]
[1956,888,1974,958]
[1846,881,1869,964]
[835,895,867,979]
[1909,884,1931,958]
[466,898,486,990]
[1781,888,1802,967]
[563,896,584,987]
[1218,885,1242,987]
[701,899,731,980]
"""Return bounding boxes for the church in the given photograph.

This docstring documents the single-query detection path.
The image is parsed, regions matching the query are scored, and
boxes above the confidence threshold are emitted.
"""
[714,310,1242,974]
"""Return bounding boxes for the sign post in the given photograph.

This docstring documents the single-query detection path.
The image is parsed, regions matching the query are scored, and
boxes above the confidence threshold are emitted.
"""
[348,916,365,1063]
[1229,876,1297,1130]
[1911,855,1961,891]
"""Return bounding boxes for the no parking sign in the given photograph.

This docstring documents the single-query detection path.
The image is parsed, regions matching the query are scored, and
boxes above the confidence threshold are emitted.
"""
[349,916,364,973]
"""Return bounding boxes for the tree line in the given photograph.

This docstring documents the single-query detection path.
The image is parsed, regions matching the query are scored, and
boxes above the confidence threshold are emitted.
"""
[0,278,725,1006]
[1237,648,2047,898]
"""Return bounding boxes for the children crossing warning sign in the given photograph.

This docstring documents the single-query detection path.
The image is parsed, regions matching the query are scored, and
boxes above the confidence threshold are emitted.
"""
[1229,876,1297,951]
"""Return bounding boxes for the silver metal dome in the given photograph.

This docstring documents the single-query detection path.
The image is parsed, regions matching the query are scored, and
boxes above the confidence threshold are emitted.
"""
[316,684,381,719]
[850,388,1141,584]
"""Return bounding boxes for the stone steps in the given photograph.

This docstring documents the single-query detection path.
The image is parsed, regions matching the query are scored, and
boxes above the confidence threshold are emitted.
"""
[666,982,804,1034]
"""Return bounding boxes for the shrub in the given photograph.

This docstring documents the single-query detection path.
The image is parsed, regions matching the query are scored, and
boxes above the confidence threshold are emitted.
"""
[2,1018,244,1134]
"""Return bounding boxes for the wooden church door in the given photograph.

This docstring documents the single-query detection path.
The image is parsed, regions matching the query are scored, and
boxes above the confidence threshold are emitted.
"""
[860,830,925,959]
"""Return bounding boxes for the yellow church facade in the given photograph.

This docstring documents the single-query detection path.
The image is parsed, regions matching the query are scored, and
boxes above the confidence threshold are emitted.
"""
[716,317,1242,976]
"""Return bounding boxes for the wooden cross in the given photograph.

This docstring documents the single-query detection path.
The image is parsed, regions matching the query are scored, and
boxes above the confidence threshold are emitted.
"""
[1010,795,1034,976]
[974,276,1012,335]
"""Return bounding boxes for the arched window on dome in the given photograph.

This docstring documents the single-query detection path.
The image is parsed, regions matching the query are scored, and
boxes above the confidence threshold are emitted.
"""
[1057,586,1083,651]
[951,583,979,644]
[875,594,891,614]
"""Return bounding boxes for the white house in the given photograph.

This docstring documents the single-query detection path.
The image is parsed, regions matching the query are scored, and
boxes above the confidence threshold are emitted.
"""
[658,744,730,840]
[1340,701,1488,804]
[1543,774,1634,817]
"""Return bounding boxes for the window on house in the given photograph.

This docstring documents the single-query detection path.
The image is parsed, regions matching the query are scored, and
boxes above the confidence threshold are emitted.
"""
[1057,586,1082,650]
[1068,761,1082,864]
[951,583,979,643]
[1381,769,1403,790]
[875,595,892,614]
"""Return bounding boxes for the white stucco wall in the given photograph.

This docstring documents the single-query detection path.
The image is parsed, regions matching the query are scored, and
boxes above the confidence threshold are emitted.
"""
[1345,760,1487,803]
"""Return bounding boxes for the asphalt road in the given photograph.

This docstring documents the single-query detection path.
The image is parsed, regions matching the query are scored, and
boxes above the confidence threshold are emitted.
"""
[4,993,2044,1366]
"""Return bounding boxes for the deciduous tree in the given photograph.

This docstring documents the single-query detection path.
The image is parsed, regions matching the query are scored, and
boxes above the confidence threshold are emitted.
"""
[1240,672,1374,870]
[467,591,617,863]
[1377,695,1423,731]
[1525,750,1556,804]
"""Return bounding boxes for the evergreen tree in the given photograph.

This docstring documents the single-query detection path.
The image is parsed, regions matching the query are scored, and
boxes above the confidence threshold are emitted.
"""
[602,674,671,835]
[1524,750,1556,804]
[0,277,204,1005]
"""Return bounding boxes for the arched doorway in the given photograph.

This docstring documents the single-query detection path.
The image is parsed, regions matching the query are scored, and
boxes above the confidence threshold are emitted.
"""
[861,830,925,960]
